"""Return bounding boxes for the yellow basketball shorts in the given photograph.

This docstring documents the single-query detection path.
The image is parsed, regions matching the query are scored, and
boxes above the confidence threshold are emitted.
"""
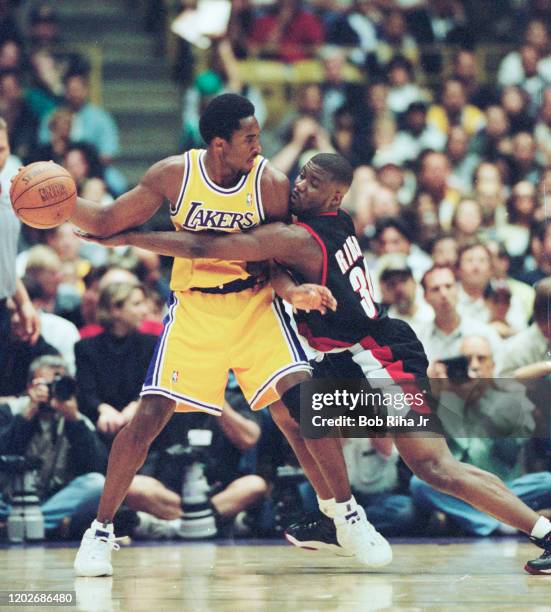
[141,285,311,414]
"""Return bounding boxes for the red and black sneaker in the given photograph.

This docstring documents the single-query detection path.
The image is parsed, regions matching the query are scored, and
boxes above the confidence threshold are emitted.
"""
[525,533,551,575]
[284,512,353,556]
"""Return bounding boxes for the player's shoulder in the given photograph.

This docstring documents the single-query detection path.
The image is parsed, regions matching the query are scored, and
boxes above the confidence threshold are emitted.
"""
[141,154,187,194]
[258,160,290,221]
[259,160,290,192]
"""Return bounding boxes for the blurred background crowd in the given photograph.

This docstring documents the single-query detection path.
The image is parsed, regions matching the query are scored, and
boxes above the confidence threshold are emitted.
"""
[1,0,551,544]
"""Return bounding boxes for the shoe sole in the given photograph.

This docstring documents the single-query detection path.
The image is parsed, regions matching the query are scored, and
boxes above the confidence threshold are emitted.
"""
[524,563,551,575]
[284,533,354,557]
[74,567,113,577]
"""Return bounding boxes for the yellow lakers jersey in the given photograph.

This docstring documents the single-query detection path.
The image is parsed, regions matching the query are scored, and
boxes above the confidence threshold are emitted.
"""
[169,149,267,291]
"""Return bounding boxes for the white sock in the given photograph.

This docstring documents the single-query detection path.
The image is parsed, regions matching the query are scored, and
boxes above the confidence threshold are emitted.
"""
[333,496,359,520]
[531,516,551,539]
[93,519,113,534]
[317,496,336,518]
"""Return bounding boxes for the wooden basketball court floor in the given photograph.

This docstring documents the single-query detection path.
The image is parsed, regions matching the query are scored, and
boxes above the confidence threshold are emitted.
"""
[2,538,551,611]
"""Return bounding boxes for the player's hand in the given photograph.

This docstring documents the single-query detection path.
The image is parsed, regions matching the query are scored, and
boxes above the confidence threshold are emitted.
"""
[17,300,40,345]
[75,229,128,247]
[287,284,337,315]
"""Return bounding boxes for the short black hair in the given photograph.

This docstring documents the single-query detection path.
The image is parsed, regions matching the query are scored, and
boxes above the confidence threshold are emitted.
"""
[374,216,413,243]
[310,153,353,187]
[199,93,255,144]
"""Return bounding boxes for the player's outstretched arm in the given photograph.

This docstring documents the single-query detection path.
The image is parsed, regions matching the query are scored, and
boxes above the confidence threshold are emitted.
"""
[70,157,179,236]
[79,222,308,264]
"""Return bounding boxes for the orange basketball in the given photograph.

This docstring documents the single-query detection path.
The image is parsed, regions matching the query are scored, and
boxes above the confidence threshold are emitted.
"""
[10,161,77,229]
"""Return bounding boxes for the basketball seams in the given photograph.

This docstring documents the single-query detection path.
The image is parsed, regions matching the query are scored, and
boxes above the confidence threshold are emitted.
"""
[16,190,77,213]
[11,174,75,208]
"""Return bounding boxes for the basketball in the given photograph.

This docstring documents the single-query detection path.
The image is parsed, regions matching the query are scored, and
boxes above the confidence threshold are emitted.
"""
[10,161,77,229]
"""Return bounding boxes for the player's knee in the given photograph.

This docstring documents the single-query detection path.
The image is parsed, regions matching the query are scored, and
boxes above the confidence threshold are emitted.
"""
[127,395,175,444]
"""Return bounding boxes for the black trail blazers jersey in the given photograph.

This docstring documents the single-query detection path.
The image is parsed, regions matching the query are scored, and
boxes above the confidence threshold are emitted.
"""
[293,209,388,351]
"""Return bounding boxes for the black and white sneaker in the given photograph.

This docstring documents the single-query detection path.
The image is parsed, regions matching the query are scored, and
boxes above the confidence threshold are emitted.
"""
[525,533,551,575]
[284,513,353,556]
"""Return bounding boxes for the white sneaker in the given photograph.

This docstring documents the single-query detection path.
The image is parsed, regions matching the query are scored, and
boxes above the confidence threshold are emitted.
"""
[74,521,122,577]
[334,505,393,568]
[133,511,182,540]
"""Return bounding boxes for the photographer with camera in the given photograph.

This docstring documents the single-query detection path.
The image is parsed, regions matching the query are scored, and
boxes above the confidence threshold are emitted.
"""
[410,335,551,536]
[0,355,107,540]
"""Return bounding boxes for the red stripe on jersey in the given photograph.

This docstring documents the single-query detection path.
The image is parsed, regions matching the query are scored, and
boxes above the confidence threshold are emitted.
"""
[359,336,431,414]
[295,222,328,285]
[297,323,354,352]
[319,212,338,216]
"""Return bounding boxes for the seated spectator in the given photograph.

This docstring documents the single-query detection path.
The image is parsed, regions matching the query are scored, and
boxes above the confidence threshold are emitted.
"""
[0,302,58,400]
[446,126,479,192]
[0,69,39,161]
[391,102,446,165]
[485,239,535,324]
[417,150,463,232]
[502,132,542,186]
[318,45,362,134]
[516,220,551,286]
[406,0,470,46]
[38,71,127,196]
[483,280,518,339]
[375,9,419,74]
[471,105,512,162]
[0,38,24,72]
[497,181,538,259]
[498,19,551,88]
[63,142,113,203]
[20,245,81,325]
[378,254,433,335]
[75,281,157,435]
[451,199,486,244]
[451,49,499,109]
[248,0,324,63]
[355,183,400,239]
[535,87,551,166]
[22,276,80,375]
[427,78,485,138]
[79,266,163,338]
[500,85,535,134]
[411,335,551,536]
[417,265,503,372]
[473,161,508,230]
[372,216,433,281]
[25,50,65,122]
[0,355,107,539]
[26,106,73,165]
[27,3,61,51]
[429,233,458,268]
[300,437,417,537]
[499,278,551,379]
[457,240,527,332]
[385,55,428,116]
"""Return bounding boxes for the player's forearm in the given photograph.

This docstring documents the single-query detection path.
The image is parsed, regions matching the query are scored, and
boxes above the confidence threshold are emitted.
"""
[270,263,298,302]
[71,196,112,235]
[121,230,209,258]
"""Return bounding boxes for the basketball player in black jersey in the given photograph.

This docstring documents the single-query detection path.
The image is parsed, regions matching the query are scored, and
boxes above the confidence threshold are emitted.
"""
[83,153,551,574]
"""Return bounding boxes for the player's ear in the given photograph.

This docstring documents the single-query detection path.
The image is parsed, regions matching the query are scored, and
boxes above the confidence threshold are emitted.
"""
[211,136,226,152]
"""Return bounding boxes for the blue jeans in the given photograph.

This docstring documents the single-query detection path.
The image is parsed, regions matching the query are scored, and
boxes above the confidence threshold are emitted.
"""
[0,472,104,534]
[299,481,418,537]
[410,471,551,536]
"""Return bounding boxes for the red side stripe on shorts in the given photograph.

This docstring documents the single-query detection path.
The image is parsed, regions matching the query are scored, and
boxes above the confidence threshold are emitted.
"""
[295,222,328,285]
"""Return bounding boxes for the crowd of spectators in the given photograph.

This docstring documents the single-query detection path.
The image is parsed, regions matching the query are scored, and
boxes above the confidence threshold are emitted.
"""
[2,0,551,542]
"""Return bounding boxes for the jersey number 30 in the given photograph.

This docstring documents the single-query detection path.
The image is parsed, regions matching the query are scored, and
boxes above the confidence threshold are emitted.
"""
[350,262,377,318]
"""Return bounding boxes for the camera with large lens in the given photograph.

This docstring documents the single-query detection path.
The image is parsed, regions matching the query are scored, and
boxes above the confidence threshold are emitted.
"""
[47,374,77,402]
[0,455,44,543]
[165,429,216,539]
[271,465,306,534]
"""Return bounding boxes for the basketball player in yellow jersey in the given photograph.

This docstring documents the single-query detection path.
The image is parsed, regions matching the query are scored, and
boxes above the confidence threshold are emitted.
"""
[71,94,383,576]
